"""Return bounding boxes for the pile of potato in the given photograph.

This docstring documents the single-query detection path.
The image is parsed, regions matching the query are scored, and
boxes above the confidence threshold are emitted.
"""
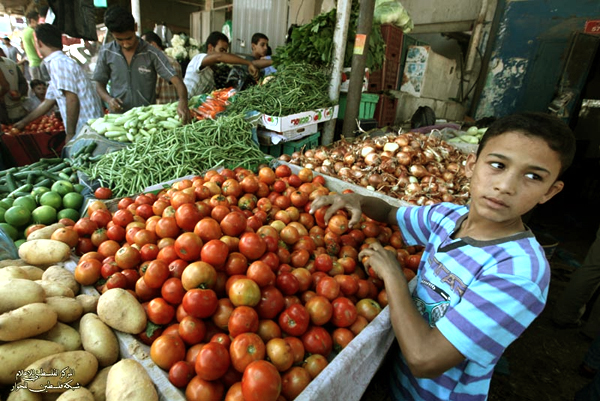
[0,231,158,401]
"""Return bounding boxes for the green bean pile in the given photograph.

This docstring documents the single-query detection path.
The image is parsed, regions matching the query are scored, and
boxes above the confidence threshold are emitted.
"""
[227,63,333,117]
[82,114,268,198]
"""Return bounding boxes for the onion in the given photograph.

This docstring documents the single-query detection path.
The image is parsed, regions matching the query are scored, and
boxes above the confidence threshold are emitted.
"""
[304,149,314,158]
[379,151,393,160]
[304,163,315,170]
[352,170,365,179]
[291,151,302,159]
[321,165,333,175]
[442,171,455,182]
[364,153,381,166]
[395,135,409,147]
[406,182,421,194]
[396,152,411,166]
[409,164,428,178]
[446,162,460,173]
[383,142,400,153]
[322,159,333,167]
[334,161,344,173]
[339,167,352,179]
[314,148,329,161]
[374,136,388,149]
[360,177,369,187]
[343,152,356,165]
[368,173,383,187]
[442,193,455,202]
[331,149,344,160]
[279,154,291,162]
[360,146,376,158]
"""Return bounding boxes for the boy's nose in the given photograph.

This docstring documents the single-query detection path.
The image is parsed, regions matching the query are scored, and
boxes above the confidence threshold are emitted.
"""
[494,174,518,195]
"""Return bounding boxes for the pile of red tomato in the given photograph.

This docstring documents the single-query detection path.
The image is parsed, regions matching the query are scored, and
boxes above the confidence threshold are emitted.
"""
[1,114,64,135]
[68,165,422,401]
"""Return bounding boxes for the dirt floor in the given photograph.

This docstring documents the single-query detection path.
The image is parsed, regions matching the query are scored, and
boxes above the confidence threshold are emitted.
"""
[361,157,600,401]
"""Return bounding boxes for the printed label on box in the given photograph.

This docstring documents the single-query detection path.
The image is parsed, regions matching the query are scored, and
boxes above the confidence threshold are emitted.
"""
[260,106,339,132]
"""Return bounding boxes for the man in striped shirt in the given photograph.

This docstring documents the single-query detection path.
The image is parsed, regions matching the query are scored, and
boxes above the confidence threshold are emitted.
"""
[310,112,576,400]
[14,24,103,142]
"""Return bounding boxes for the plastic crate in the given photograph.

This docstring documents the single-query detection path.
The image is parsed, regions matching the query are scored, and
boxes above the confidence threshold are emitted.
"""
[381,24,404,63]
[338,93,380,119]
[367,60,400,92]
[283,132,321,155]
[260,143,283,158]
[374,96,398,128]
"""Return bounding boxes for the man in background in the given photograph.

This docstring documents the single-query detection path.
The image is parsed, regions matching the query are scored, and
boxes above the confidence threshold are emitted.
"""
[93,5,190,123]
[0,50,28,125]
[142,31,181,105]
[22,11,47,82]
[2,37,20,63]
[14,24,103,142]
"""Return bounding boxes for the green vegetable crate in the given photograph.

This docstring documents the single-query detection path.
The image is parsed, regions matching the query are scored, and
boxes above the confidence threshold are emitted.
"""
[337,93,379,120]
[260,132,321,157]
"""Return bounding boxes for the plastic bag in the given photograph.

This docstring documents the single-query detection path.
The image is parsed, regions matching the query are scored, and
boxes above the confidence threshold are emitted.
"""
[0,227,18,260]
[374,1,414,33]
[225,66,256,92]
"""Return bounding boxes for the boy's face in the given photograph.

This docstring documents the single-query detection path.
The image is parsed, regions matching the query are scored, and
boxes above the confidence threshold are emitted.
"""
[252,38,268,57]
[209,40,229,54]
[33,84,47,98]
[465,131,564,226]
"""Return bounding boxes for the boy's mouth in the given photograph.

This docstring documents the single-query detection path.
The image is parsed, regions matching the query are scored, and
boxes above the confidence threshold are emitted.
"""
[483,196,508,208]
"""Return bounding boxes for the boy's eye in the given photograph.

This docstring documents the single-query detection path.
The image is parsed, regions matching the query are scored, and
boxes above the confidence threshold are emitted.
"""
[525,173,542,181]
[489,162,504,169]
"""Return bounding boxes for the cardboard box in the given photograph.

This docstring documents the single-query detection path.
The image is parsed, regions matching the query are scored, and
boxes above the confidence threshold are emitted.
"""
[400,46,460,100]
[259,105,338,133]
[257,123,319,145]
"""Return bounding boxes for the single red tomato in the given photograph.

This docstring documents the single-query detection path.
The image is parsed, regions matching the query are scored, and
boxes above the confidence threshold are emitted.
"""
[241,360,282,401]
[238,232,266,261]
[229,332,265,373]
[94,187,113,199]
[278,303,309,337]
[185,375,224,401]
[147,297,175,325]
[194,341,230,381]
[331,297,358,327]
[150,334,186,371]
[228,305,259,338]
[182,288,218,318]
[168,361,195,388]
[301,325,333,357]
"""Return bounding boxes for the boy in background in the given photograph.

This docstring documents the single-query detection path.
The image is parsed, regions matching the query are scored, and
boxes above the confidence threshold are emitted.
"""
[310,112,576,400]
[23,79,56,115]
[184,31,259,98]
[248,32,275,76]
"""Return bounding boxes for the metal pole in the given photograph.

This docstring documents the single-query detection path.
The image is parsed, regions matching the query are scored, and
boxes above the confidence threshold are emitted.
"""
[341,0,375,138]
[131,0,142,36]
[322,0,353,146]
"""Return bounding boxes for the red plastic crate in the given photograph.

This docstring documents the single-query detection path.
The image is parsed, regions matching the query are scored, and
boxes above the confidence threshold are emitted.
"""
[367,60,400,93]
[374,96,398,127]
[0,130,65,167]
[381,24,404,63]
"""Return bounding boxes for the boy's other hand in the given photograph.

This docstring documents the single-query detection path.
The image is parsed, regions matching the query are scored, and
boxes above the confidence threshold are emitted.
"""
[248,64,259,81]
[309,193,363,228]
[358,240,404,281]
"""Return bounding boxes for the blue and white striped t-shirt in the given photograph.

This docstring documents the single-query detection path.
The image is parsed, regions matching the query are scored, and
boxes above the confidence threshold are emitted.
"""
[391,202,550,401]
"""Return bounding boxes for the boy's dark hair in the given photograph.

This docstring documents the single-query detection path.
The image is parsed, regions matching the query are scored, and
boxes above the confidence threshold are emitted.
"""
[104,5,135,33]
[26,11,39,23]
[476,112,576,176]
[35,24,63,50]
[30,79,46,90]
[251,33,268,44]
[142,31,163,49]
[206,31,229,49]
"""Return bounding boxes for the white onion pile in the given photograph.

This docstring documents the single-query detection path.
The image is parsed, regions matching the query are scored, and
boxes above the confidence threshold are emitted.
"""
[279,132,471,205]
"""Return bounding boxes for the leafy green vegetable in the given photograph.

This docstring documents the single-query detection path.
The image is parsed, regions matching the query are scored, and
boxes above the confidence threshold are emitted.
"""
[273,1,385,71]
[227,63,333,116]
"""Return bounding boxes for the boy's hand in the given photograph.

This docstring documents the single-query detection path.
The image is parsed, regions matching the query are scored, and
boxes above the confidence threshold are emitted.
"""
[358,240,404,282]
[309,193,363,228]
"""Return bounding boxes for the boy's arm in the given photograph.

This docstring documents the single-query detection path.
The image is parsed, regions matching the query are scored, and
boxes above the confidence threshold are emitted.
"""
[252,58,273,69]
[13,99,57,130]
[309,193,398,228]
[201,53,259,81]
[360,241,465,378]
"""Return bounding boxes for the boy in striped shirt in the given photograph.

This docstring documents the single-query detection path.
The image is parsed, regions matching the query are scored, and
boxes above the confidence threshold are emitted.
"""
[310,112,576,400]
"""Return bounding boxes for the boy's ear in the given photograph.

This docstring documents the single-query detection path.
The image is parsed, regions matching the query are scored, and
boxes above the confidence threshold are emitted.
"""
[464,153,477,178]
[538,180,564,205]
